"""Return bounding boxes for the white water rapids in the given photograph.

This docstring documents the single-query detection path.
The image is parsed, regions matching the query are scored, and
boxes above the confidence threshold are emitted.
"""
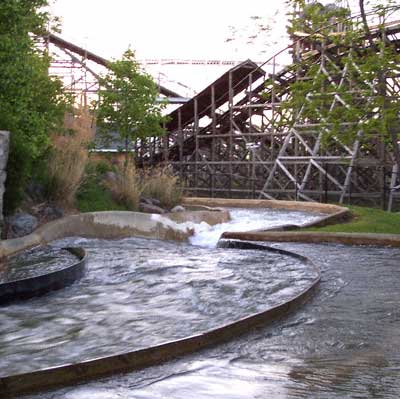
[188,207,324,247]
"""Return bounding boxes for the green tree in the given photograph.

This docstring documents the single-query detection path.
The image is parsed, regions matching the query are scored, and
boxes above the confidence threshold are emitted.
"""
[0,0,69,213]
[96,49,167,166]
[282,1,400,165]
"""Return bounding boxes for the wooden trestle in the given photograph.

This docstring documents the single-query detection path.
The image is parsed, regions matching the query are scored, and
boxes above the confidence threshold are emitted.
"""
[138,18,400,210]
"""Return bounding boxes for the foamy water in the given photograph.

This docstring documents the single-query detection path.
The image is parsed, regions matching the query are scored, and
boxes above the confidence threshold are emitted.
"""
[189,208,324,248]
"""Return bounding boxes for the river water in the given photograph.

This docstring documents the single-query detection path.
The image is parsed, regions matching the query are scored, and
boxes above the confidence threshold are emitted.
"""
[0,208,319,377]
[4,208,400,398]
[24,243,400,399]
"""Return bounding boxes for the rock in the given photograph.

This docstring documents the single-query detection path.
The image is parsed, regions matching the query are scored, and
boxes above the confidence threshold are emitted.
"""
[140,197,154,205]
[25,181,46,202]
[139,203,166,214]
[170,205,186,213]
[40,205,64,222]
[140,197,162,207]
[7,212,38,238]
[150,198,161,207]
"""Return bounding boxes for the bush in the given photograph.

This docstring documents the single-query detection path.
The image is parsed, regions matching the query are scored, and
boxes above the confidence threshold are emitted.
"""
[103,159,141,211]
[46,106,94,206]
[75,171,128,213]
[141,167,183,209]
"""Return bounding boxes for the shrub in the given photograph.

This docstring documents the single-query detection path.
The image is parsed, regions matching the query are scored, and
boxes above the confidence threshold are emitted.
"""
[141,167,183,209]
[75,166,128,213]
[103,159,141,211]
[46,106,94,206]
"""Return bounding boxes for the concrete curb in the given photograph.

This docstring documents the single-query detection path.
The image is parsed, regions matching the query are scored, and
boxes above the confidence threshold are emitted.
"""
[181,197,351,231]
[221,230,400,247]
[0,247,86,305]
[0,210,230,258]
[0,241,319,397]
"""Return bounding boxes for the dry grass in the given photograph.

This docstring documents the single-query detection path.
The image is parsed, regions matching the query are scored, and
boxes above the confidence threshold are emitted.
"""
[103,164,182,211]
[47,105,95,206]
[103,159,141,210]
[141,167,183,208]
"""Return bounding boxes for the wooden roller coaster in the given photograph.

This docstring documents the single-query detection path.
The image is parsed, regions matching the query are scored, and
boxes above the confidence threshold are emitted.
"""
[46,6,400,210]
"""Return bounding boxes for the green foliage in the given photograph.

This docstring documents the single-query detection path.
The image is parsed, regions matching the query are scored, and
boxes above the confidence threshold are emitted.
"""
[282,1,400,151]
[307,205,400,235]
[75,163,128,212]
[0,0,70,213]
[96,49,167,160]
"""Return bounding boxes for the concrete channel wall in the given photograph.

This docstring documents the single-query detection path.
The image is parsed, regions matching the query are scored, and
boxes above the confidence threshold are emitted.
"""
[0,210,230,258]
[182,197,351,230]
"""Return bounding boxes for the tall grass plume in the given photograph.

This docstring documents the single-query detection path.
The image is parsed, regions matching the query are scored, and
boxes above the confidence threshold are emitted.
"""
[141,167,183,209]
[47,105,95,206]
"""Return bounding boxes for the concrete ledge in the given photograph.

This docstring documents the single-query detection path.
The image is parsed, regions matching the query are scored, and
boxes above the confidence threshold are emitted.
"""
[0,241,319,397]
[0,247,86,305]
[221,231,400,247]
[0,210,229,258]
[181,197,351,231]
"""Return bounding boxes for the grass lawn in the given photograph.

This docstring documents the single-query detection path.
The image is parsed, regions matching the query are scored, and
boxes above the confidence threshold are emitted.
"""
[307,205,400,235]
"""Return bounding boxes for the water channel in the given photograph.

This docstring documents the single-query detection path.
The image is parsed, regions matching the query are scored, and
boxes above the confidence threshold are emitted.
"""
[3,208,400,398]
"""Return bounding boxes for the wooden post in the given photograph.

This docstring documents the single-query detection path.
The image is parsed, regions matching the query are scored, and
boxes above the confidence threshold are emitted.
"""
[211,84,216,198]
[228,71,233,197]
[194,98,199,195]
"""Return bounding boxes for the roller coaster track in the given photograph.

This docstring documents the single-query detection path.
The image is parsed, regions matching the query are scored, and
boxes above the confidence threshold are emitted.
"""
[143,7,400,207]
[151,12,400,161]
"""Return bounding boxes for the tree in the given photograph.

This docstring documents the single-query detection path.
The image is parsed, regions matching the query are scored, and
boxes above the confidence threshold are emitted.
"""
[96,49,167,166]
[283,1,400,166]
[0,0,69,213]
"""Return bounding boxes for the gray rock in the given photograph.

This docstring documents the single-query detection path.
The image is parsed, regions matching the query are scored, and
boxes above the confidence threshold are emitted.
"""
[40,205,64,221]
[25,181,46,201]
[170,205,185,213]
[139,203,166,214]
[7,212,38,238]
[149,198,161,207]
[140,197,162,207]
[140,197,154,205]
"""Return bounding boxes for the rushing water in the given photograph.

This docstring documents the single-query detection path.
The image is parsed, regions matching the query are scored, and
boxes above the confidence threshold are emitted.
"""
[25,243,400,399]
[0,236,316,377]
[189,207,324,247]
[5,207,400,398]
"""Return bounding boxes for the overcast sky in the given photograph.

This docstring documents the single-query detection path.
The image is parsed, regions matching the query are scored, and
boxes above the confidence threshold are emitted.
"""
[48,0,364,93]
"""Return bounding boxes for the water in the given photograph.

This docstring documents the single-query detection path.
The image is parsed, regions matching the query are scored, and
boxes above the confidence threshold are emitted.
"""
[189,208,324,247]
[0,237,316,377]
[0,246,79,284]
[26,243,400,399]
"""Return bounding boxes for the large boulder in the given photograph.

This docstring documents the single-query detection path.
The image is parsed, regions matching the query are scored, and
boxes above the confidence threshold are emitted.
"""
[7,212,38,238]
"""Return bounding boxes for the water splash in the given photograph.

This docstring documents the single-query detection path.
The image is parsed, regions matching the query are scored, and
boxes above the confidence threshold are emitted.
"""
[189,208,324,248]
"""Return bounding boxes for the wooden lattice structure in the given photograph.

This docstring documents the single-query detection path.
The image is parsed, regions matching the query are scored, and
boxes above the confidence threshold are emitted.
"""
[138,8,400,210]
[43,7,400,210]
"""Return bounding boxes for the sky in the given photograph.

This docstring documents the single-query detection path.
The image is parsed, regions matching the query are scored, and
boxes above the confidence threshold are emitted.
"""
[47,0,364,93]
[48,0,293,93]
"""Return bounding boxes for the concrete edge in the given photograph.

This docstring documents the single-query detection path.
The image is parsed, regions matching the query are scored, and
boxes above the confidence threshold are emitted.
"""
[181,197,349,215]
[0,248,87,305]
[0,210,230,258]
[0,242,320,397]
[221,231,400,247]
[181,197,351,231]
